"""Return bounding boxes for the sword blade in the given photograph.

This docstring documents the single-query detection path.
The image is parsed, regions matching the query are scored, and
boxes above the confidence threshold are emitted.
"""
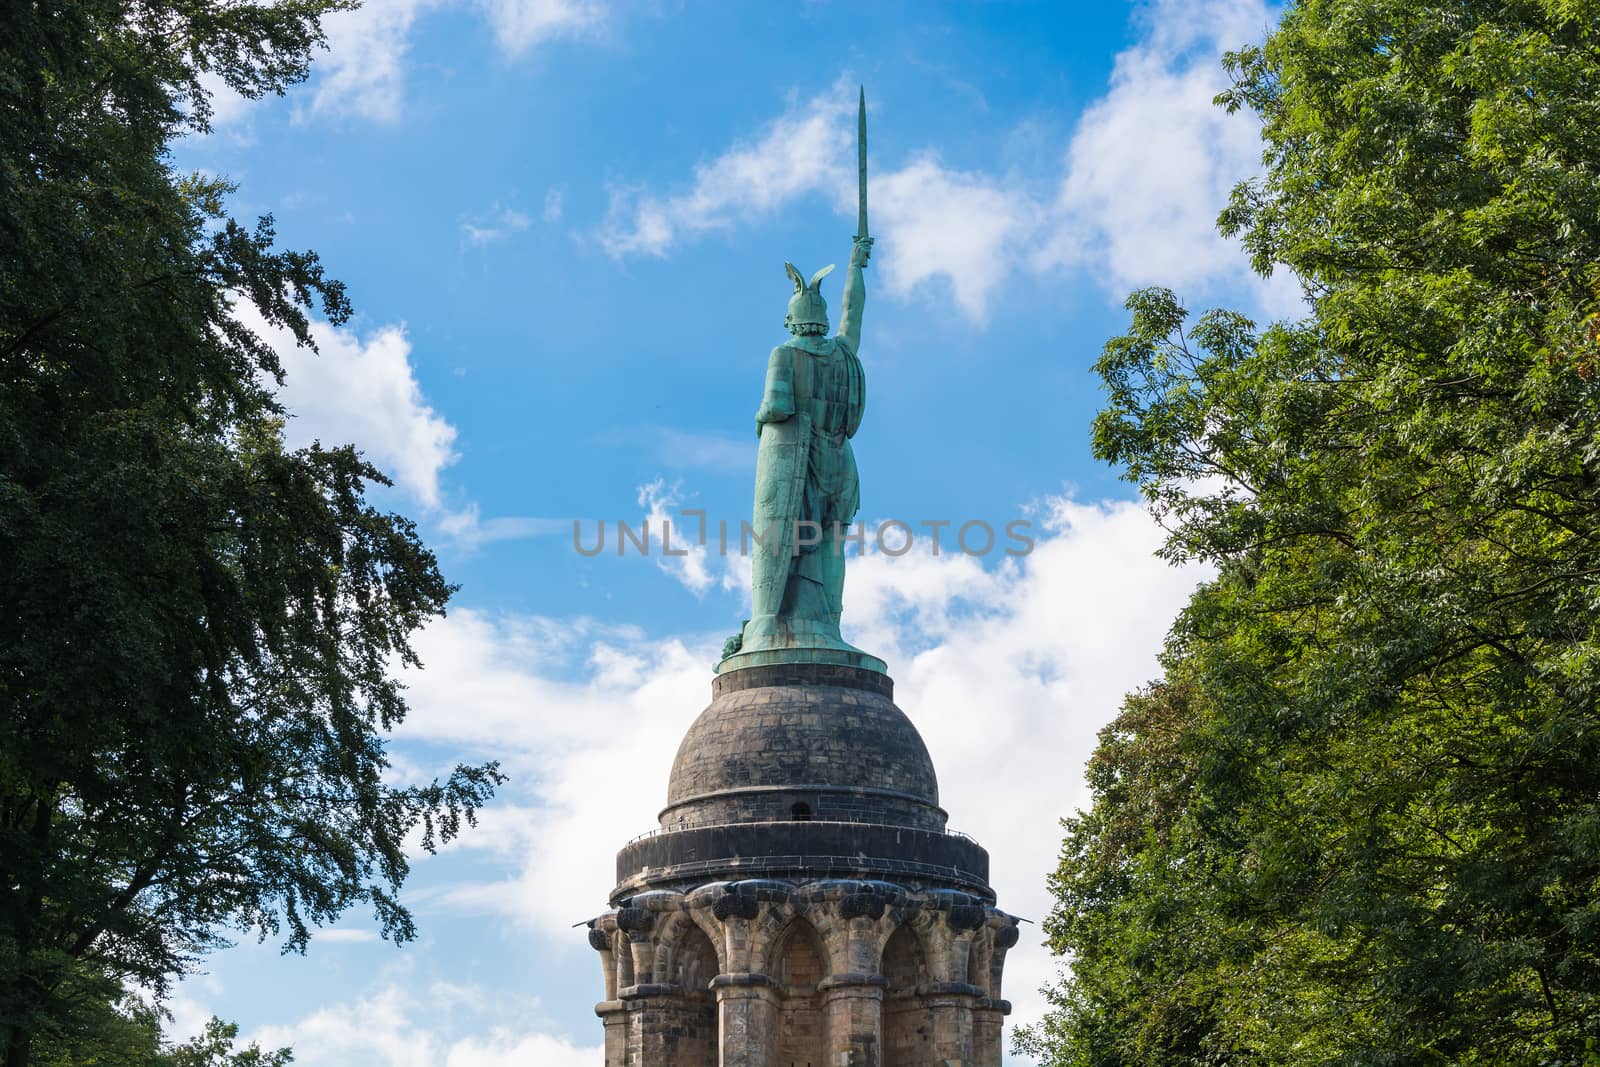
[857,86,868,239]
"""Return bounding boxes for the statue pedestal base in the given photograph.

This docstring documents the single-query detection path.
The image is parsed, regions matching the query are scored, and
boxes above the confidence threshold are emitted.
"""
[717,644,886,675]
[721,615,887,675]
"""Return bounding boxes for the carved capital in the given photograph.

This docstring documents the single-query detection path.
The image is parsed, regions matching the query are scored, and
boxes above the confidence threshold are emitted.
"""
[711,892,759,921]
[618,983,682,1000]
[616,906,654,938]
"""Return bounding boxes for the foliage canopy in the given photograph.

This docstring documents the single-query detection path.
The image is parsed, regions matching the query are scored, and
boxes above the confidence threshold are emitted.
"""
[1021,1,1600,1064]
[0,3,500,1064]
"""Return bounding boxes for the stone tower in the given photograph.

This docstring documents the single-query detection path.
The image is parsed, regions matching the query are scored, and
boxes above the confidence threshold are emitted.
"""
[585,89,1015,1065]
[585,661,1018,1066]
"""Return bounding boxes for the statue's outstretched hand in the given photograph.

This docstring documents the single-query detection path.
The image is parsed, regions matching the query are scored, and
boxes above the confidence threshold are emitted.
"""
[850,235,874,269]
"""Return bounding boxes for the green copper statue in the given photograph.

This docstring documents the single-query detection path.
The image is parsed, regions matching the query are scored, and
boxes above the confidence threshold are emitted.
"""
[720,88,886,675]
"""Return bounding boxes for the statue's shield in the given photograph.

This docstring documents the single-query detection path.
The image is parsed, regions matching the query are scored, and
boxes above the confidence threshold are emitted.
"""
[749,411,811,621]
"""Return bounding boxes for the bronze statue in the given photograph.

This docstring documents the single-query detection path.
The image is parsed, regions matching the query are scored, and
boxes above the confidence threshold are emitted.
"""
[722,89,883,674]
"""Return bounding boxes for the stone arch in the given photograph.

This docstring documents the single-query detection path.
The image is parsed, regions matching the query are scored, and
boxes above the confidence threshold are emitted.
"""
[746,899,802,974]
[880,924,924,993]
[772,918,828,1067]
[682,902,733,976]
[798,884,894,976]
[903,906,956,983]
[652,911,699,985]
[881,924,933,1067]
[770,917,828,990]
[677,925,719,994]
[670,923,720,1065]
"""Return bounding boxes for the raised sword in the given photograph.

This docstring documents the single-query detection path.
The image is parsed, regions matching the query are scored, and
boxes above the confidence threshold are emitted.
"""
[857,86,868,241]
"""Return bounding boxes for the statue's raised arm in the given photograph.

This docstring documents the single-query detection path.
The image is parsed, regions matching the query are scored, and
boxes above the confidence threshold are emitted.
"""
[839,236,871,353]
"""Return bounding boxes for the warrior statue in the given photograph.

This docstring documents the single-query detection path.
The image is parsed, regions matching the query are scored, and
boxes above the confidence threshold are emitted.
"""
[722,89,884,673]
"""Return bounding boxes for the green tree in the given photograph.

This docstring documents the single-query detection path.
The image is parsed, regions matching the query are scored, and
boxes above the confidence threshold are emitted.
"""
[1024,1,1600,1064]
[0,3,501,1065]
[27,972,290,1067]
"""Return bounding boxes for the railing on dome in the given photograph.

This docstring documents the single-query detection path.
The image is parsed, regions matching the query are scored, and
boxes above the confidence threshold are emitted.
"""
[614,852,994,895]
[625,819,978,847]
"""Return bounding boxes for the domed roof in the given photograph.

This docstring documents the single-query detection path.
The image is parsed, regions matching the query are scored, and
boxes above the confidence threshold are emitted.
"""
[662,663,942,831]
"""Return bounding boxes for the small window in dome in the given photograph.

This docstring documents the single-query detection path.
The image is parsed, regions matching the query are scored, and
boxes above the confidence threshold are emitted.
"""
[790,802,813,821]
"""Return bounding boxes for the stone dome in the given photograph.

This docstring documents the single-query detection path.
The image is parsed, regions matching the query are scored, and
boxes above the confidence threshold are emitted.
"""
[661,662,944,832]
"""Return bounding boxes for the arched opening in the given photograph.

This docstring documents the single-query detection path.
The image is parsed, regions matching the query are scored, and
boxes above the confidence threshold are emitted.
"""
[773,919,827,1067]
[790,801,813,821]
[882,926,931,1067]
[881,925,924,993]
[670,925,718,1063]
[678,925,718,993]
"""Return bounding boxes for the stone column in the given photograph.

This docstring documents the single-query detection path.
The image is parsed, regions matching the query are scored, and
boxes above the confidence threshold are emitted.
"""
[972,919,1018,1066]
[972,998,1010,1067]
[712,973,780,1067]
[818,974,887,1067]
[921,982,981,1064]
[594,1000,628,1067]
[619,984,716,1067]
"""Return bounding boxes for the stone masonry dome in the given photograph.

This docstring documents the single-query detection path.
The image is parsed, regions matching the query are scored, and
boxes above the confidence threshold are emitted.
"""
[660,663,943,832]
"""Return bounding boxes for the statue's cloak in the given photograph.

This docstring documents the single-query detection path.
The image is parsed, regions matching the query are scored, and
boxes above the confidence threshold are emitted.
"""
[748,336,865,623]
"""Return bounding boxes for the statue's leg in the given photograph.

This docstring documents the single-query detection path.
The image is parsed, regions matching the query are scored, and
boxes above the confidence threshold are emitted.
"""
[822,528,845,627]
[814,491,848,631]
[826,458,859,630]
[786,543,835,636]
[749,535,780,622]
[744,417,811,648]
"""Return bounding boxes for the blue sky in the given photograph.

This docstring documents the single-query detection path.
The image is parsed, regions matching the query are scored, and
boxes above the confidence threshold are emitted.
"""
[170,1,1293,1062]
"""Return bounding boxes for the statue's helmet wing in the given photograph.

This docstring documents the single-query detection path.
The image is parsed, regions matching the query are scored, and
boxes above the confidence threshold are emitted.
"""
[784,261,833,329]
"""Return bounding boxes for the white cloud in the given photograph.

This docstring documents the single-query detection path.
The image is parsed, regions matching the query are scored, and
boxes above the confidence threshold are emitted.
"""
[600,1,1303,321]
[250,983,600,1067]
[253,985,433,1067]
[846,500,1209,1027]
[633,479,744,598]
[1039,0,1302,314]
[542,187,565,222]
[195,0,604,128]
[437,505,570,548]
[304,0,435,123]
[239,303,459,510]
[162,986,222,1048]
[385,494,1204,1043]
[391,608,706,931]
[478,0,604,54]
[600,85,855,259]
[195,72,255,135]
[462,202,534,245]
[241,304,566,549]
[873,155,1037,321]
[446,1032,596,1067]
[600,83,1035,321]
